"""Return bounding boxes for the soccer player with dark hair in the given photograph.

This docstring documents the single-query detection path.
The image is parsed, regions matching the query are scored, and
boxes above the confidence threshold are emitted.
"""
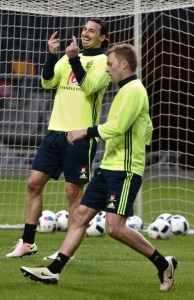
[6,18,110,259]
[20,43,178,292]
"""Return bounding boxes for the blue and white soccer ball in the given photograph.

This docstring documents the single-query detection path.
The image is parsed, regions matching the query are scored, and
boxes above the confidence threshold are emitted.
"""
[41,210,56,220]
[148,218,172,240]
[126,215,143,232]
[98,210,106,219]
[156,213,172,222]
[56,210,69,231]
[86,213,106,237]
[169,215,189,236]
[37,210,57,233]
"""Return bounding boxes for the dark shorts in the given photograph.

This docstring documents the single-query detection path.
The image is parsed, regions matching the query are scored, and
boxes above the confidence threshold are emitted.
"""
[32,131,97,183]
[81,168,142,216]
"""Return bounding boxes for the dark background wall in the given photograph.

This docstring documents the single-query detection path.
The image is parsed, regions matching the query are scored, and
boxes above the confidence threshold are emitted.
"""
[0,8,194,168]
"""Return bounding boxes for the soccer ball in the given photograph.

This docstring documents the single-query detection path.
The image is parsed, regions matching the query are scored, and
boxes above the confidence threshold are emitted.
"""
[148,219,172,240]
[41,209,56,220]
[126,215,143,231]
[86,213,106,237]
[169,215,189,236]
[37,210,57,233]
[156,213,172,222]
[56,210,69,231]
[98,210,106,219]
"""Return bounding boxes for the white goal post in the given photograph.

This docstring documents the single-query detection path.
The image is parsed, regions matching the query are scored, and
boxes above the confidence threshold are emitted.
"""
[0,0,194,231]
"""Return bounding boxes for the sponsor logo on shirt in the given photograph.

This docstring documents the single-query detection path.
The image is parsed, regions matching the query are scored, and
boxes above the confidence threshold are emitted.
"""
[67,71,78,85]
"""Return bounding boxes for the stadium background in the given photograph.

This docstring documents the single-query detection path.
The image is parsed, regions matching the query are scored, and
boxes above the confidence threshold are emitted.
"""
[1,10,194,167]
[0,5,194,228]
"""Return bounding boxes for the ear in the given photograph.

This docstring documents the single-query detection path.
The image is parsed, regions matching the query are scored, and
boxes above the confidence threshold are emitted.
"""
[99,35,106,42]
[121,59,128,70]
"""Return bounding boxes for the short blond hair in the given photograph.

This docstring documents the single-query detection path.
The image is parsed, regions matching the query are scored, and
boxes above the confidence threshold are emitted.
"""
[106,44,138,72]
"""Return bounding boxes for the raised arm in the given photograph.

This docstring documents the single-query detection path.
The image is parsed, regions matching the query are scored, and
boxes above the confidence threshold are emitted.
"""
[42,31,60,80]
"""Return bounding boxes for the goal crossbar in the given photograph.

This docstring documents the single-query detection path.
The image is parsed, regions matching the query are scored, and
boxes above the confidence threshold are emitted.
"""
[1,0,194,17]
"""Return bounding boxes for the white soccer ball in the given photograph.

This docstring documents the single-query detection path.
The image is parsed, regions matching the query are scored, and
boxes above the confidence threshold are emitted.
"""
[126,215,143,231]
[98,211,106,219]
[37,210,57,233]
[56,210,69,231]
[86,213,106,237]
[156,213,172,222]
[41,210,56,220]
[148,219,172,240]
[169,215,189,236]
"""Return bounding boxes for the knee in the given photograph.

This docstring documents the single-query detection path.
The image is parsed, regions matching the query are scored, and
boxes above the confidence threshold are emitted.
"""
[27,176,41,194]
[106,223,120,239]
[71,207,88,228]
[65,183,84,203]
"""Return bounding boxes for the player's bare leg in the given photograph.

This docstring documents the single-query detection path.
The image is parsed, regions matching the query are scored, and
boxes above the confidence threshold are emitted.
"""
[59,205,97,257]
[20,205,98,283]
[105,213,178,291]
[105,213,154,256]
[65,182,85,226]
[25,170,50,224]
[6,170,50,258]
[43,183,85,261]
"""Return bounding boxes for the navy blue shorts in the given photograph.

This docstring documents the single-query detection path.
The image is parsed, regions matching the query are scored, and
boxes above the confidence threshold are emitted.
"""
[81,168,142,216]
[32,131,97,183]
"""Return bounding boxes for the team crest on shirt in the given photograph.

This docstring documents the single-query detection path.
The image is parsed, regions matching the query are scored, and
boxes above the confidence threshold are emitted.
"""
[67,71,78,85]
[108,194,116,202]
[79,167,88,179]
[86,60,93,69]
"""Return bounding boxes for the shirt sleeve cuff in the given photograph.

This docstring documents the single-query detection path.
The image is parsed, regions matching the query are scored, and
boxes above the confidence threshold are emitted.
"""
[42,52,58,80]
[87,126,100,138]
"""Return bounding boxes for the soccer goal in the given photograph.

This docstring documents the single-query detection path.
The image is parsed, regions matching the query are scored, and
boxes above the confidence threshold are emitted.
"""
[0,0,194,230]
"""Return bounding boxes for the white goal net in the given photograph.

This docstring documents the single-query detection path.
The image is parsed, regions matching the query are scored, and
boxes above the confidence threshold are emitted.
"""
[0,0,194,230]
[1,0,194,17]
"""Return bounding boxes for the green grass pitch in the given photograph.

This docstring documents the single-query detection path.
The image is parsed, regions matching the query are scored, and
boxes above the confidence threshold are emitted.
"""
[0,177,194,299]
[1,229,194,300]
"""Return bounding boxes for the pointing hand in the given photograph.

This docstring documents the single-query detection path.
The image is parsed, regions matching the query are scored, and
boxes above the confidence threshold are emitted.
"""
[48,31,60,54]
[66,36,80,59]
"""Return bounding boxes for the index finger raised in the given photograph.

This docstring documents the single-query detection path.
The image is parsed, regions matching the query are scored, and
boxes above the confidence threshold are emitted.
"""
[50,31,58,40]
[72,36,77,45]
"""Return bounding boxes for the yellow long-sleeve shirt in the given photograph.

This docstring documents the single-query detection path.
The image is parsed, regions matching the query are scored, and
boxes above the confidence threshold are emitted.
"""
[87,75,153,176]
[41,51,110,131]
